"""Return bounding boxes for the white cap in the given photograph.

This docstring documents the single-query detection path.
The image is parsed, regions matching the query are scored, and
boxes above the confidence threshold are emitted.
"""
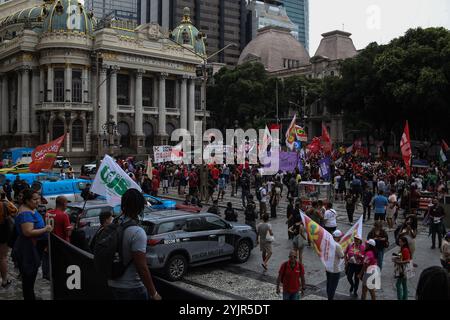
[367,239,376,247]
[332,230,343,238]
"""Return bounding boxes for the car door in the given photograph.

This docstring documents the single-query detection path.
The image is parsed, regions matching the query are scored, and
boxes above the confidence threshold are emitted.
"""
[178,217,211,263]
[203,216,235,258]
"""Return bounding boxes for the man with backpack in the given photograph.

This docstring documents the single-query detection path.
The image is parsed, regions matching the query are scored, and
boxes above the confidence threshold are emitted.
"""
[94,189,161,300]
[244,195,257,231]
[257,183,268,219]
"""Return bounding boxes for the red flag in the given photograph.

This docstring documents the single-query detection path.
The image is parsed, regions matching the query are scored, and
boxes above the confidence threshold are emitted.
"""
[443,140,449,152]
[321,123,332,154]
[400,121,412,176]
[29,134,66,173]
[307,137,322,154]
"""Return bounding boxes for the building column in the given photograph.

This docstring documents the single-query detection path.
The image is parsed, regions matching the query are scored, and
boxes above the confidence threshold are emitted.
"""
[31,68,39,134]
[188,78,195,133]
[153,76,158,108]
[82,67,89,103]
[39,67,45,103]
[158,72,168,136]
[91,67,98,134]
[98,66,108,132]
[180,76,188,130]
[135,69,144,136]
[21,67,31,134]
[17,72,22,134]
[109,66,119,122]
[65,64,72,102]
[47,65,53,102]
[1,74,8,135]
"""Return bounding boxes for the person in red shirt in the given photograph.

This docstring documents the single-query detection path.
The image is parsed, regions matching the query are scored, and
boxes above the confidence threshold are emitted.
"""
[276,250,305,300]
[151,176,160,196]
[45,196,72,242]
[394,236,412,300]
[211,166,220,183]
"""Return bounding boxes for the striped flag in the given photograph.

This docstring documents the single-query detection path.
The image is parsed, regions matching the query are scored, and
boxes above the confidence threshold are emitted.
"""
[285,114,297,151]
[339,216,363,252]
[400,121,412,176]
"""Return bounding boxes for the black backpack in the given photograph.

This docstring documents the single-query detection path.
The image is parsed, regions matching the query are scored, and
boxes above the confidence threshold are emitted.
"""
[256,188,263,201]
[93,218,138,280]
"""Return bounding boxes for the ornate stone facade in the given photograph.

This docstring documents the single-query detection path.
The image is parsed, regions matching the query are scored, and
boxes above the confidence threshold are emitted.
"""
[0,0,206,162]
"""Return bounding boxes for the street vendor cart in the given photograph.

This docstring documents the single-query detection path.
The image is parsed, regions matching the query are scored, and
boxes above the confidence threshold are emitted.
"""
[298,181,334,206]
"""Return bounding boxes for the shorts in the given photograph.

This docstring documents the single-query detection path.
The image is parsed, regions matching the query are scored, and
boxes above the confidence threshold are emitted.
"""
[162,180,169,188]
[260,241,272,255]
[374,213,386,221]
[292,235,305,250]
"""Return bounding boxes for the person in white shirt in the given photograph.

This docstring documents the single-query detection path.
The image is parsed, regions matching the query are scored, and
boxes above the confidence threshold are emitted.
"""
[323,202,337,234]
[326,230,345,300]
[386,189,398,229]
[258,183,268,218]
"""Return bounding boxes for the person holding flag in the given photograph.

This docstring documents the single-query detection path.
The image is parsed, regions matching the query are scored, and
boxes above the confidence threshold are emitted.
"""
[326,230,345,300]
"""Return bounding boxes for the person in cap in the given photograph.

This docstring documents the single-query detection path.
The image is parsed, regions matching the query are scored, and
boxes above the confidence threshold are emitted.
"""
[325,230,345,300]
[440,232,450,272]
[359,239,378,300]
[345,234,365,297]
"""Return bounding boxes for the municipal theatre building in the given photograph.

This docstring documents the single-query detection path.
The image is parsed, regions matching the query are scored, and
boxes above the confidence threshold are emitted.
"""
[0,0,206,162]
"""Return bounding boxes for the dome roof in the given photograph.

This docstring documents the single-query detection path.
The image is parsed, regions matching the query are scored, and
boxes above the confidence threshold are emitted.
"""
[42,0,94,35]
[238,26,310,72]
[0,5,47,27]
[170,7,206,57]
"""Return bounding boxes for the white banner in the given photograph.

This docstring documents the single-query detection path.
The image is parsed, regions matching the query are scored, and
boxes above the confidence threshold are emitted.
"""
[91,155,142,206]
[153,145,173,163]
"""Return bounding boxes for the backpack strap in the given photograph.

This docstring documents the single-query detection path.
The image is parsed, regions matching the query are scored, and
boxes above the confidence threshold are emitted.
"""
[118,219,139,269]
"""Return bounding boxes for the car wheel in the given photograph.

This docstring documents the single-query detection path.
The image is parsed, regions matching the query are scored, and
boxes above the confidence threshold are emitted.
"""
[165,255,187,281]
[234,239,251,263]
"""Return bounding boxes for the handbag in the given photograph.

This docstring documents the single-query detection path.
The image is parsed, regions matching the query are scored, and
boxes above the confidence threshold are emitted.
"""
[405,261,415,279]
[266,230,275,242]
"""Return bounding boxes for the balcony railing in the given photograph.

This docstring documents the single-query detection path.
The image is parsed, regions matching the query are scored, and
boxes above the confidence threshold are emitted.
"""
[35,102,93,111]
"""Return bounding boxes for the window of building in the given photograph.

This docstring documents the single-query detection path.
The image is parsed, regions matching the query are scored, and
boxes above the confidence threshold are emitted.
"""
[71,119,83,147]
[117,121,130,147]
[143,122,153,148]
[72,70,82,103]
[52,119,65,140]
[195,87,201,110]
[166,123,176,140]
[117,74,129,105]
[142,77,153,107]
[54,70,65,102]
[166,80,175,108]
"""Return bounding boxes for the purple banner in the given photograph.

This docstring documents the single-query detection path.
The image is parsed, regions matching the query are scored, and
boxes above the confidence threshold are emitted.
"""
[279,152,299,172]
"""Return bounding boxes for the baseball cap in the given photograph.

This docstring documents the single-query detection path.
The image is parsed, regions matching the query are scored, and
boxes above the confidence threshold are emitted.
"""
[367,239,376,247]
[332,230,343,238]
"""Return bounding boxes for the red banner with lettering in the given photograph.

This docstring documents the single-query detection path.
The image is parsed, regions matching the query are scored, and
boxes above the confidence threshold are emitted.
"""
[29,134,66,173]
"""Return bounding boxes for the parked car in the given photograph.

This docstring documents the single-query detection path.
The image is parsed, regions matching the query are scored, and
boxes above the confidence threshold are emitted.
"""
[0,163,30,174]
[67,200,156,251]
[54,156,71,169]
[33,178,92,209]
[175,203,202,213]
[141,211,257,281]
[81,162,97,174]
[143,194,176,210]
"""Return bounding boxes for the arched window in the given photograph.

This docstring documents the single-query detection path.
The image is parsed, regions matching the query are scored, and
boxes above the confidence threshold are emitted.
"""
[143,122,154,148]
[52,119,65,140]
[117,121,130,148]
[72,119,83,147]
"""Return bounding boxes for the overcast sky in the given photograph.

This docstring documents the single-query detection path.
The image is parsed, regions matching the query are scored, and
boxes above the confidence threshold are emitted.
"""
[309,0,450,53]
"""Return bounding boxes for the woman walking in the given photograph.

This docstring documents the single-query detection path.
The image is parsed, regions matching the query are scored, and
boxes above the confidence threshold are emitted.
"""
[359,239,378,300]
[367,221,389,270]
[345,235,365,297]
[393,236,412,300]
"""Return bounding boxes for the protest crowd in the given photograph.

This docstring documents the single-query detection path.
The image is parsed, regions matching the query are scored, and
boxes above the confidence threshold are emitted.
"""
[1,127,450,301]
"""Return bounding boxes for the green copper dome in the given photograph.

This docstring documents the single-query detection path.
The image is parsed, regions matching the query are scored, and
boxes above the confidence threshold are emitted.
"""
[170,7,206,57]
[42,0,94,35]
